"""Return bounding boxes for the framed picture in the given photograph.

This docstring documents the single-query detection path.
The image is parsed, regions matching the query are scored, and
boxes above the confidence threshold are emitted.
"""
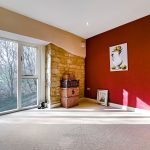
[97,90,108,106]
[109,43,128,71]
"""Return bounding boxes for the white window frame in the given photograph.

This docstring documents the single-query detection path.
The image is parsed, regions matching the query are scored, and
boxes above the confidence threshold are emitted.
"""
[0,37,43,115]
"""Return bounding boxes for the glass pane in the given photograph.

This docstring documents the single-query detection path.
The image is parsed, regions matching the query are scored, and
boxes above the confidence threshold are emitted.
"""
[23,46,36,75]
[21,79,37,107]
[0,39,17,112]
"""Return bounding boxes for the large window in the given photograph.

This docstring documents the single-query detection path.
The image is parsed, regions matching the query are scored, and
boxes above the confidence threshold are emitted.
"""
[0,38,40,113]
[23,46,36,75]
[0,39,17,112]
[21,79,37,108]
[21,46,38,108]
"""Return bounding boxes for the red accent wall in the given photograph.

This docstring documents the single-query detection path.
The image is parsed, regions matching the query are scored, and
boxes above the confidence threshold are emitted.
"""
[85,15,150,110]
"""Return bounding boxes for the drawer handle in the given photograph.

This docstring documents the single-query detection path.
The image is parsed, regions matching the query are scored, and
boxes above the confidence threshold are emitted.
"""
[72,90,75,94]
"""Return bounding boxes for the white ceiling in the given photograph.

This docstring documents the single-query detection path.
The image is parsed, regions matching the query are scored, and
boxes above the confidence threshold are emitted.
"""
[0,0,150,39]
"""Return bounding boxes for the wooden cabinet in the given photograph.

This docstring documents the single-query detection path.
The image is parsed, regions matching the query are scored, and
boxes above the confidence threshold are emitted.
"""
[60,80,79,108]
[60,87,79,97]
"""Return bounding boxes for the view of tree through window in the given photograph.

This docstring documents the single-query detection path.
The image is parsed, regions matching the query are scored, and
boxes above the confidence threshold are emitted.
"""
[21,79,37,107]
[0,39,17,112]
[22,46,37,107]
[0,40,38,112]
[23,46,36,75]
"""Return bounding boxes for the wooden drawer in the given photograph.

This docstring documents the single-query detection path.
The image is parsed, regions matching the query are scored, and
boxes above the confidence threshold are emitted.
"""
[61,96,79,108]
[60,80,79,88]
[60,87,79,98]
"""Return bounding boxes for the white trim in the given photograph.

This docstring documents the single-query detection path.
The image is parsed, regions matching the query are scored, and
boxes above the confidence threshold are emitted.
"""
[36,46,41,106]
[21,43,40,107]
[0,106,37,116]
[50,103,61,108]
[39,46,45,104]
[109,103,122,109]
[0,30,49,46]
[45,46,51,106]
[109,103,150,114]
[21,76,38,79]
[17,43,22,109]
[80,98,150,114]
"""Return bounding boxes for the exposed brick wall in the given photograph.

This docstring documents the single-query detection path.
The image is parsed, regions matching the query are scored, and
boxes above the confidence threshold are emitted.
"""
[46,43,85,106]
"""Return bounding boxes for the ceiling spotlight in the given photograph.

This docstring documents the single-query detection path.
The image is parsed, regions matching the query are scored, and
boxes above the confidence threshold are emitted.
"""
[86,22,89,26]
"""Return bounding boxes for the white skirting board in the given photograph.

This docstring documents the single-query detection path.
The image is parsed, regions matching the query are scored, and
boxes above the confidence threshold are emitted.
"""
[83,97,150,114]
[109,102,150,114]
[47,103,61,108]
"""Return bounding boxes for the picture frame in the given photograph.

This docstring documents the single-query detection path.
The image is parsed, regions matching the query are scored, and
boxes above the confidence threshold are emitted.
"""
[97,89,108,106]
[109,43,128,72]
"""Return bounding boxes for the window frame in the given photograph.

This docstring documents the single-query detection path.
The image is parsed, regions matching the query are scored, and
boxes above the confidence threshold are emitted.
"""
[0,37,42,114]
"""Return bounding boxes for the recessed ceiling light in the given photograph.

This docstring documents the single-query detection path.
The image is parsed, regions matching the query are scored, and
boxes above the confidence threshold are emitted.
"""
[86,22,89,26]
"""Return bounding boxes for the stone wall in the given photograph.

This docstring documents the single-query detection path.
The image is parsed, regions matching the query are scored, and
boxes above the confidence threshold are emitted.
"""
[46,43,85,106]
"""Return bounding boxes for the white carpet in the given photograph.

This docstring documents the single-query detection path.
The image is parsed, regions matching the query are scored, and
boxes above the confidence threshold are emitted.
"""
[0,99,150,150]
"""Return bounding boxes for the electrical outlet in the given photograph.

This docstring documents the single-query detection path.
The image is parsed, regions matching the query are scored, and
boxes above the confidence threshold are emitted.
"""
[87,88,90,91]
